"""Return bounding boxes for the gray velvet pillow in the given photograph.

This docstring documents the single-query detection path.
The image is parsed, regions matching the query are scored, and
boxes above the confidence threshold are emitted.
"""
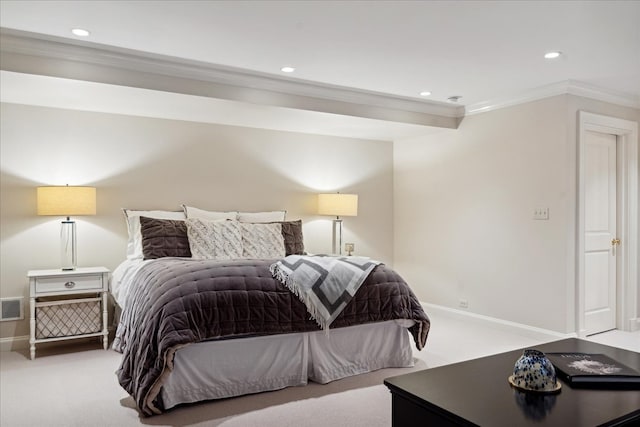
[274,220,305,256]
[140,216,192,260]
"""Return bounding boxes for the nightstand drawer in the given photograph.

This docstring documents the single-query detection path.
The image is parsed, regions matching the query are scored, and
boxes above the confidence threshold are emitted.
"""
[34,274,103,293]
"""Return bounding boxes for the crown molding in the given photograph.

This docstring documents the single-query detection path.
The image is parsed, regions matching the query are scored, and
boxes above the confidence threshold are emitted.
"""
[4,28,633,125]
[565,80,640,108]
[465,80,640,115]
[0,28,463,128]
[2,70,446,142]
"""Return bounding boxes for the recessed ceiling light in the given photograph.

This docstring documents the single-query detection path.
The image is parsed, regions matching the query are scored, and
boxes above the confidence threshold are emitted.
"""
[544,51,562,59]
[419,91,432,97]
[281,66,295,73]
[71,28,90,37]
[447,96,462,103]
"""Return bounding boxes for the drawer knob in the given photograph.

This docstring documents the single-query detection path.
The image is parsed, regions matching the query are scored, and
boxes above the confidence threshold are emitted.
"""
[64,281,76,289]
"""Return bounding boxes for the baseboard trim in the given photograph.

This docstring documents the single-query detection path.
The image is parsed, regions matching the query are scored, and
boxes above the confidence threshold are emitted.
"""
[1,326,117,352]
[421,302,576,341]
[3,307,578,352]
[0,335,29,352]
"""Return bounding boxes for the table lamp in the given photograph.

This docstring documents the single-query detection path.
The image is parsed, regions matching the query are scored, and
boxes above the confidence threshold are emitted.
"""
[318,193,358,255]
[37,185,96,270]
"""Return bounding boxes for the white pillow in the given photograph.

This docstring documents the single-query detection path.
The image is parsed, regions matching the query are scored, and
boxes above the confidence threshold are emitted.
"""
[237,211,286,223]
[240,222,286,259]
[123,209,186,260]
[183,205,238,221]
[186,218,243,260]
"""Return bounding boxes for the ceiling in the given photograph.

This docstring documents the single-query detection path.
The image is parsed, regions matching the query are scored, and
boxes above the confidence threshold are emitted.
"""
[1,0,639,139]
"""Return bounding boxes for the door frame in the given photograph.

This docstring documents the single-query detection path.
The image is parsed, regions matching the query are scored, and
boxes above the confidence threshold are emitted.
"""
[577,111,638,336]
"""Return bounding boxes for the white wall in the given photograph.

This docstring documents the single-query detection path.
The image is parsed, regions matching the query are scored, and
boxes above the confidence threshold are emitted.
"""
[3,94,637,342]
[394,94,640,334]
[0,103,394,340]
[394,96,570,332]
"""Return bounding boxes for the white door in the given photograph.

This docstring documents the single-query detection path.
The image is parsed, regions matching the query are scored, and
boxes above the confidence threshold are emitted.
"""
[583,130,617,335]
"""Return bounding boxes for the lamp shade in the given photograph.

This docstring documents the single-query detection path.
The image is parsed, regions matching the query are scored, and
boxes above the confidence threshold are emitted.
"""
[318,193,358,217]
[37,186,96,216]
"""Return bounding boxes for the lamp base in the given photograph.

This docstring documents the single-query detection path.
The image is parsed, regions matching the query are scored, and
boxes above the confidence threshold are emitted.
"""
[61,219,77,271]
[332,218,343,255]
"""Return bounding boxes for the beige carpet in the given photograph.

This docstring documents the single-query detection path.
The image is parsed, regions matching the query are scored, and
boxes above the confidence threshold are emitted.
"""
[2,308,634,426]
[0,340,428,427]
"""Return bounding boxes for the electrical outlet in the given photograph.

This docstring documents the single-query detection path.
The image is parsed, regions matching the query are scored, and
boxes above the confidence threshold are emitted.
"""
[533,207,549,220]
[345,243,355,255]
[459,299,468,309]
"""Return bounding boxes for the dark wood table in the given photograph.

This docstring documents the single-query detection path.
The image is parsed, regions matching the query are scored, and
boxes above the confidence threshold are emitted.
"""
[384,338,640,426]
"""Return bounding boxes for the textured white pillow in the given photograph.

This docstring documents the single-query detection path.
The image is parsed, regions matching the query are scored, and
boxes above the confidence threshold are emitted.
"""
[237,211,286,223]
[123,209,186,260]
[241,222,286,259]
[186,218,243,260]
[182,205,238,221]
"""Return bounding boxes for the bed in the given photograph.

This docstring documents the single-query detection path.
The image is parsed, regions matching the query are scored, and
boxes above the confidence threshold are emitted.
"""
[111,208,430,416]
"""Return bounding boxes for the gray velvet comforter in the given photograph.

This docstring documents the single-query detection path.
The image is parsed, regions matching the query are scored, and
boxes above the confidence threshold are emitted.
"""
[113,258,430,416]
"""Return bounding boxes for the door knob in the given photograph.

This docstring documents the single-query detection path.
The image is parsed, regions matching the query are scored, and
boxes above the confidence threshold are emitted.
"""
[611,238,620,256]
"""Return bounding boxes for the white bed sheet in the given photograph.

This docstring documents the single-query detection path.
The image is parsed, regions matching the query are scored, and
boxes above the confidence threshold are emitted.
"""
[111,258,150,308]
[161,320,414,410]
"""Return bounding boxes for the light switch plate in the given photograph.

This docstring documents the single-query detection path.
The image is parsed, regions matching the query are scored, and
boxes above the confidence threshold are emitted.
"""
[533,207,549,220]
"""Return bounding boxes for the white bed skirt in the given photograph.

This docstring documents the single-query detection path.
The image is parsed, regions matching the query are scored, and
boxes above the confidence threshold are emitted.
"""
[161,320,414,410]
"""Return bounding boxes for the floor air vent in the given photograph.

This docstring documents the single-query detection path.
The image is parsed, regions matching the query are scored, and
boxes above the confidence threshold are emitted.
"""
[1,298,24,321]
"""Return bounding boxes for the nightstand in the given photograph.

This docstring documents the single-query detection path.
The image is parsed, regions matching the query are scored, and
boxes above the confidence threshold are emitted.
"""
[27,267,110,360]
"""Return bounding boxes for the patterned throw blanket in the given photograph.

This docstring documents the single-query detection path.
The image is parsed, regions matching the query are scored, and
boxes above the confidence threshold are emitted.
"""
[270,255,382,330]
